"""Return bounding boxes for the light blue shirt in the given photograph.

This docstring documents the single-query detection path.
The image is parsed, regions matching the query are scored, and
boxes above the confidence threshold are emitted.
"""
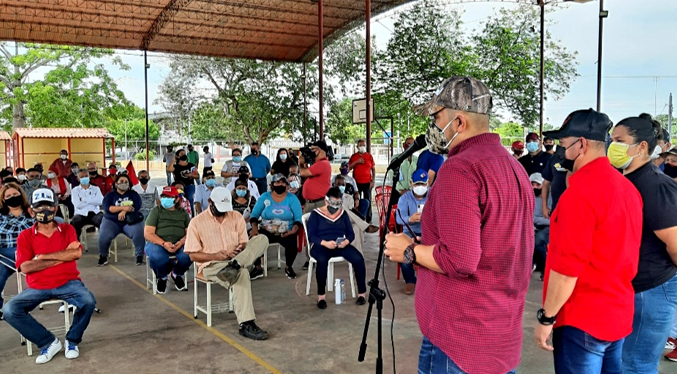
[194,183,223,210]
[251,192,303,229]
[396,190,428,236]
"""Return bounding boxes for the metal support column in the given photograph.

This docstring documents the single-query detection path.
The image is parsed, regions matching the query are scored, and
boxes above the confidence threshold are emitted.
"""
[318,0,324,139]
[596,0,607,112]
[539,0,545,137]
[144,50,150,171]
[365,0,372,151]
[303,63,307,144]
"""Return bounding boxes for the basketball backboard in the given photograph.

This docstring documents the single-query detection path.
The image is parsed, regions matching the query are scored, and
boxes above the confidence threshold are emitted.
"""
[352,98,374,124]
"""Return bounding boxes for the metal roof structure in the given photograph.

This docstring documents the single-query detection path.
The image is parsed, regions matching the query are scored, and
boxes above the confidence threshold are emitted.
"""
[0,0,412,62]
[0,131,10,141]
[13,127,114,139]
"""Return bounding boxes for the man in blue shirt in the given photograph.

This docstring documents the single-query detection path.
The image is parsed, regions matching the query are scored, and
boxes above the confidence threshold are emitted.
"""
[395,169,429,295]
[244,142,271,195]
[416,150,444,186]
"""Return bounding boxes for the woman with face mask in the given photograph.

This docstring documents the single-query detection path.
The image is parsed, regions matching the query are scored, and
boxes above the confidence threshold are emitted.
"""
[46,166,73,220]
[167,149,199,208]
[232,178,257,231]
[306,187,367,309]
[270,148,297,178]
[0,183,34,317]
[608,116,677,372]
[249,173,303,280]
[97,174,146,267]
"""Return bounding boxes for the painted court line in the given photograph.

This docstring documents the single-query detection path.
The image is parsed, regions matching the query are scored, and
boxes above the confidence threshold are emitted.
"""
[109,265,283,374]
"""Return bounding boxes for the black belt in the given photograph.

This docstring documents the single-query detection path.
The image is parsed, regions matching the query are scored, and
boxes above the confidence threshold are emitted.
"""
[306,198,324,204]
[251,177,266,181]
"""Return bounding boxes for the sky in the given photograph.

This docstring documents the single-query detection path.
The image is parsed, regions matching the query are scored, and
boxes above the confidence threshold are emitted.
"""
[102,0,677,130]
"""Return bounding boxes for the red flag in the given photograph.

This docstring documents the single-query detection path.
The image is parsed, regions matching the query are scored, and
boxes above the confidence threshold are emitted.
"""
[125,161,139,185]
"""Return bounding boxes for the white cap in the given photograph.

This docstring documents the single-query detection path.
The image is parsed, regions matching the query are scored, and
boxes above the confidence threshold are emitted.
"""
[529,173,544,185]
[209,187,233,213]
[31,188,56,207]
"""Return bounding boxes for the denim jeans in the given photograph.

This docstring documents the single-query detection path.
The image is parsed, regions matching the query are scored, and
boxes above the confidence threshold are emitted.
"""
[184,183,196,208]
[357,199,370,219]
[401,263,417,284]
[98,218,145,257]
[144,243,192,279]
[553,326,623,374]
[0,246,16,308]
[166,171,173,186]
[3,280,96,349]
[356,182,373,223]
[622,275,677,374]
[533,227,549,273]
[310,244,366,296]
[671,306,677,339]
[418,336,515,374]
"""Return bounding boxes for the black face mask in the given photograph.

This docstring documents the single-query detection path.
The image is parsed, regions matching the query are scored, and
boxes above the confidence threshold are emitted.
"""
[5,195,23,208]
[179,155,188,162]
[665,164,677,179]
[252,150,259,156]
[138,177,150,185]
[88,170,97,176]
[34,209,55,224]
[562,139,581,172]
[327,205,340,215]
[210,203,226,217]
[272,185,287,195]
[534,188,542,197]
[544,144,554,152]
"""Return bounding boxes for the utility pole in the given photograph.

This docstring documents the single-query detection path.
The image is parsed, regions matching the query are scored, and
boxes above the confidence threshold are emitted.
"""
[539,0,545,137]
[596,0,608,111]
[669,93,673,142]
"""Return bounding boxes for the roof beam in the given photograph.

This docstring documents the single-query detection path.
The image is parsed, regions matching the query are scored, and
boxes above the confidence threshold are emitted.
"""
[142,0,193,50]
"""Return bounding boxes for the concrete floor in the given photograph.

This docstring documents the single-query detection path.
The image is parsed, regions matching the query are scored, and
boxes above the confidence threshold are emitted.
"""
[1,209,676,373]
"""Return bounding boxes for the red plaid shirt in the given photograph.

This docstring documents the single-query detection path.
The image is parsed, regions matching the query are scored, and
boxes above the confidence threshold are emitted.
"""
[417,133,534,373]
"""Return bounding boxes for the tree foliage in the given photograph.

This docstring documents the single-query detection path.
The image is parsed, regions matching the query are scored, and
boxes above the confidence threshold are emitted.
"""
[105,106,160,153]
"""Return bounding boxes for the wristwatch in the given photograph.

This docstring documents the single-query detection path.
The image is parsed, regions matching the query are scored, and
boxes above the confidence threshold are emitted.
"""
[403,243,417,265]
[537,308,557,326]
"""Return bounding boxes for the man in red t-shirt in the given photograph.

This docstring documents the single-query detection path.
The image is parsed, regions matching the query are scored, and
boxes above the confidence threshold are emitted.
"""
[534,109,642,373]
[348,139,375,223]
[3,188,96,365]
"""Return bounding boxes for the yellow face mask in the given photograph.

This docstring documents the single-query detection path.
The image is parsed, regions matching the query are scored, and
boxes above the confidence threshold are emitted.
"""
[607,142,638,169]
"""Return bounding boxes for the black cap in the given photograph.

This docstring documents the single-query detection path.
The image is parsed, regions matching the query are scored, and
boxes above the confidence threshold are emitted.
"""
[238,165,250,174]
[544,109,612,142]
[311,140,329,153]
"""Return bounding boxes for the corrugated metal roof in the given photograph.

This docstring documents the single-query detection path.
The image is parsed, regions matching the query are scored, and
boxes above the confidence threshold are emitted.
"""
[0,0,412,62]
[13,128,114,139]
[0,131,10,141]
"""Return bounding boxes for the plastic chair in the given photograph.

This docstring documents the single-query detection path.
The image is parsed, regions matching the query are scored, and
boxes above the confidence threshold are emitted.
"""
[262,243,284,277]
[301,213,356,298]
[146,254,177,294]
[193,264,234,327]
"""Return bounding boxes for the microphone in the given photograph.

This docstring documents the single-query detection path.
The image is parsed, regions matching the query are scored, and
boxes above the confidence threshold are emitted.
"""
[386,134,427,171]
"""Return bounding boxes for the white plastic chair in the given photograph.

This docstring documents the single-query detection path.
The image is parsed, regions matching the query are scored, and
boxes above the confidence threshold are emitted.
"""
[193,264,234,327]
[58,204,70,224]
[146,254,177,294]
[301,213,356,298]
[261,243,284,278]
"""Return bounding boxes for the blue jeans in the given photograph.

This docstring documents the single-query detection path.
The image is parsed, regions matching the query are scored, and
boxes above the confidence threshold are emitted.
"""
[3,280,96,349]
[533,226,549,273]
[418,336,515,374]
[144,243,192,279]
[553,326,623,374]
[98,218,145,257]
[357,199,370,219]
[622,275,677,374]
[0,246,16,308]
[310,244,366,296]
[401,263,417,284]
[184,183,196,208]
[166,171,172,186]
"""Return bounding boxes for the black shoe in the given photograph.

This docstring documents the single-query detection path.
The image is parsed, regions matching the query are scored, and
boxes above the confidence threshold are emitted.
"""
[239,320,268,340]
[249,267,264,281]
[539,273,544,282]
[156,278,167,294]
[285,267,296,279]
[365,225,379,234]
[172,272,187,291]
[217,260,241,284]
[86,227,96,233]
[97,256,108,267]
[136,256,144,266]
[317,299,327,309]
[302,261,309,270]
[356,296,366,305]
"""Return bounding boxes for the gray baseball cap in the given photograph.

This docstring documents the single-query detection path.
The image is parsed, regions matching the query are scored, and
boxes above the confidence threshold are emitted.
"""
[419,76,493,116]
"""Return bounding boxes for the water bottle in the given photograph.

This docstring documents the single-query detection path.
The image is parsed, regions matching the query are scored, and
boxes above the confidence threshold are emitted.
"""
[335,279,342,305]
[340,279,346,304]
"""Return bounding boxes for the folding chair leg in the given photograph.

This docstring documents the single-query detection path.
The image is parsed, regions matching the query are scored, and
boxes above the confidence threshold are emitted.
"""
[263,251,268,278]
[193,270,198,319]
[277,245,281,269]
[349,264,357,299]
[206,282,212,327]
[228,288,234,312]
[305,261,313,296]
[328,262,334,292]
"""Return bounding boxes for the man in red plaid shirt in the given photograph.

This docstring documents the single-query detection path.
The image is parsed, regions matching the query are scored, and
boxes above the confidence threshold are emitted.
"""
[385,76,534,374]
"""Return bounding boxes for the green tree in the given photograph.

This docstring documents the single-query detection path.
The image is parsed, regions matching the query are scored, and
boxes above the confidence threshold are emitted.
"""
[0,42,131,130]
[105,106,160,154]
[325,98,365,145]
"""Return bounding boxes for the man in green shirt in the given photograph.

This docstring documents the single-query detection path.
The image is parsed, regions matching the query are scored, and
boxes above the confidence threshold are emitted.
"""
[144,186,192,294]
[389,137,418,202]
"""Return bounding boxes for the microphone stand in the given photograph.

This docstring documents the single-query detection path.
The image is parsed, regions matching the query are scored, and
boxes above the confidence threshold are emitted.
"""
[358,165,400,374]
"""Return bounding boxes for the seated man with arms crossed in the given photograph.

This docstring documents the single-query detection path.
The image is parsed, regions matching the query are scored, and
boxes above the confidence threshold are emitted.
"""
[3,188,96,364]
[184,187,270,340]
[70,169,104,239]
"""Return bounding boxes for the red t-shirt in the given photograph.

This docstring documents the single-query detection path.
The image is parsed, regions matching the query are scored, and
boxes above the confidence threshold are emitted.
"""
[349,152,375,184]
[15,223,81,290]
[303,158,331,201]
[544,157,642,341]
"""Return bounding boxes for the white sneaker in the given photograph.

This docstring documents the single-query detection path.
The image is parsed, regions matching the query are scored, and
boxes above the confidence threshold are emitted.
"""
[35,338,62,364]
[64,340,79,359]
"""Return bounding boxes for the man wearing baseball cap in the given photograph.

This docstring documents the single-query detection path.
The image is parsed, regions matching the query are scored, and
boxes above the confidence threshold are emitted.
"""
[534,109,643,373]
[386,76,534,373]
[144,186,192,294]
[511,140,525,159]
[185,187,270,340]
[530,173,551,281]
[4,188,96,364]
[519,132,552,176]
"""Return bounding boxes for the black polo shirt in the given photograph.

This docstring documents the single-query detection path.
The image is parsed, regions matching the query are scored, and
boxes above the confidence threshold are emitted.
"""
[518,151,552,177]
[625,162,677,293]
[542,151,568,211]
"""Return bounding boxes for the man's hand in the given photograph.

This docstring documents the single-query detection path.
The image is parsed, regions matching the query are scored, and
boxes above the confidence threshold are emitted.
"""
[250,227,259,237]
[356,158,365,164]
[338,239,350,248]
[299,154,305,165]
[370,180,375,189]
[384,233,414,263]
[214,250,231,261]
[534,323,554,351]
[280,228,297,238]
[543,206,551,219]
[409,213,422,223]
[233,244,244,255]
[322,240,338,249]
[118,211,127,221]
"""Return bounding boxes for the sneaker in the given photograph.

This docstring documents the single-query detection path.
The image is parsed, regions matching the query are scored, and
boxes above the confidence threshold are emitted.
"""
[285,267,296,279]
[156,278,167,294]
[249,267,264,281]
[302,261,309,270]
[666,347,677,362]
[64,340,79,359]
[365,225,379,234]
[239,320,268,340]
[356,296,367,305]
[216,260,241,284]
[35,338,62,364]
[172,272,187,291]
[97,256,108,267]
[317,299,327,309]
[667,337,677,350]
[135,256,144,266]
